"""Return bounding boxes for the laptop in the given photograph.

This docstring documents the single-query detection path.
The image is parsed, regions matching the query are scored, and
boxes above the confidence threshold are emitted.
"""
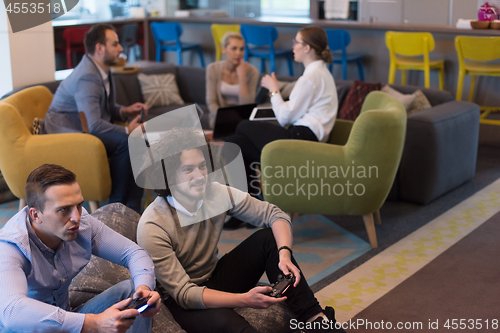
[212,103,257,140]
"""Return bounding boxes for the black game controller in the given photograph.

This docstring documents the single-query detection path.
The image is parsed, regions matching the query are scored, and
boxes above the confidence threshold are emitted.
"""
[124,296,151,318]
[268,273,295,298]
[138,108,144,123]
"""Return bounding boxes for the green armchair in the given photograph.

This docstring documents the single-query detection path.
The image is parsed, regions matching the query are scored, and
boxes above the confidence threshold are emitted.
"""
[260,91,406,248]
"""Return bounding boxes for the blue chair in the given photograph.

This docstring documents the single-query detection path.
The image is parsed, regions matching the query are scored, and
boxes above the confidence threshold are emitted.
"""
[325,29,364,81]
[240,24,293,76]
[150,22,205,67]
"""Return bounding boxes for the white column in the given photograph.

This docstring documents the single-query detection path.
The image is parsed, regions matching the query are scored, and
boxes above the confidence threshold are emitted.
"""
[0,7,55,97]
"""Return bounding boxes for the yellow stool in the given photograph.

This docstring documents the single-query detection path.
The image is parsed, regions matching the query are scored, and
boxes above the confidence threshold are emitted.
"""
[455,35,500,126]
[211,24,240,62]
[385,31,444,89]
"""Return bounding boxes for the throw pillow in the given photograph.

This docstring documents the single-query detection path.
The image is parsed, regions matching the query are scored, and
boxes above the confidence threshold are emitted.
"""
[31,117,44,135]
[137,73,184,108]
[407,90,432,115]
[338,80,381,120]
[381,85,416,110]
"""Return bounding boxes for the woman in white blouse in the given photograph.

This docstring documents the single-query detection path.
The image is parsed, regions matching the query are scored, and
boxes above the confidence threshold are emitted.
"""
[223,26,338,229]
[205,32,260,129]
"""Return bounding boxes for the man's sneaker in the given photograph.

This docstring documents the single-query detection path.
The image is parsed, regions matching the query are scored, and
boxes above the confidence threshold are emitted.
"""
[298,307,347,333]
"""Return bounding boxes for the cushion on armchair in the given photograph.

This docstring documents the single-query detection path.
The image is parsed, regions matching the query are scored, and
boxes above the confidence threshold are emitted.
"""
[338,80,381,120]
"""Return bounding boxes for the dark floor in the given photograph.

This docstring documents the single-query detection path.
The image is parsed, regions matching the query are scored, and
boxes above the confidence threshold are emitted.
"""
[312,141,500,292]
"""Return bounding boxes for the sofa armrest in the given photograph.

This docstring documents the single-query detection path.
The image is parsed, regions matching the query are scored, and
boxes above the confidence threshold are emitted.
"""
[397,101,480,204]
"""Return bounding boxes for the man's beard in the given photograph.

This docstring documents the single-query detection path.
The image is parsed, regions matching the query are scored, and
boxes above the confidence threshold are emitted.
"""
[103,53,119,66]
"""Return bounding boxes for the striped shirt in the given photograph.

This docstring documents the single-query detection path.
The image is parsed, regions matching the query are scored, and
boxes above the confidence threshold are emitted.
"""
[0,207,156,332]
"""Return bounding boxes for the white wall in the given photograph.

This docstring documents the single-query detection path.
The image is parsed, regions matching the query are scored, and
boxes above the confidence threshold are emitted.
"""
[0,9,55,97]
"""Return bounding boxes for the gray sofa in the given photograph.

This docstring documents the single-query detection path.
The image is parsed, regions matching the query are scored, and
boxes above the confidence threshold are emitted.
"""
[1,64,480,204]
[72,203,295,333]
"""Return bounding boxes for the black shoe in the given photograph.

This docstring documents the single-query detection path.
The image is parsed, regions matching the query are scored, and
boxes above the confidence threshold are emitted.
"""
[223,217,245,230]
[302,307,346,333]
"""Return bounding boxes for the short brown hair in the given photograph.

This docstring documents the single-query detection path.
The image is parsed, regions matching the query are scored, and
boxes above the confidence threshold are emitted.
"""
[140,128,218,197]
[84,24,116,55]
[25,164,77,212]
[299,26,333,63]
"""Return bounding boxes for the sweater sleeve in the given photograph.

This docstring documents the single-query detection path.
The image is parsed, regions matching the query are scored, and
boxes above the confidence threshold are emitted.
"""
[228,187,291,228]
[137,219,207,310]
[206,63,220,130]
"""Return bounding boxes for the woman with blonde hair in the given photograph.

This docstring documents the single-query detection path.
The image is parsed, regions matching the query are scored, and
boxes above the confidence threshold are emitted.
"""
[205,31,260,129]
[223,26,338,229]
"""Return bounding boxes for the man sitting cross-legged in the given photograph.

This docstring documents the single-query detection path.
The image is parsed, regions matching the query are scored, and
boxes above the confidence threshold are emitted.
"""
[0,164,161,333]
[136,127,346,333]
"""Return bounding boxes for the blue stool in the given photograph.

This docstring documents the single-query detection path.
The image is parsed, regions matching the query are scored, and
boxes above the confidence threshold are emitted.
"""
[325,29,364,81]
[240,24,293,76]
[150,22,205,67]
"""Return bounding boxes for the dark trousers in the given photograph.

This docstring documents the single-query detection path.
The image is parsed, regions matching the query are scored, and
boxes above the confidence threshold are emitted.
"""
[93,131,143,213]
[165,228,323,333]
[224,121,318,196]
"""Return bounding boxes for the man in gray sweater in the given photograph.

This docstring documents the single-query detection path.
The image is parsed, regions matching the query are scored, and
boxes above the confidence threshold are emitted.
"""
[136,127,345,333]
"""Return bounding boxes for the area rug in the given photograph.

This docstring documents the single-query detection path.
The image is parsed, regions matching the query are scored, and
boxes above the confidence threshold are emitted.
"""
[316,177,500,323]
[218,214,371,285]
[346,209,500,332]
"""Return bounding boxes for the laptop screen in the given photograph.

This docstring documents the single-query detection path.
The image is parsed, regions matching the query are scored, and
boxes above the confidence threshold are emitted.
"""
[213,103,257,140]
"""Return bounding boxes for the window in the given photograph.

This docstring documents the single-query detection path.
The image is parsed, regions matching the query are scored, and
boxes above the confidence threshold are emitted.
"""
[261,0,310,17]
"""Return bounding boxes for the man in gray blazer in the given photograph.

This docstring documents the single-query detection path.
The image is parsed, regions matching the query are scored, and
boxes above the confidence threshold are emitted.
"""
[43,24,147,213]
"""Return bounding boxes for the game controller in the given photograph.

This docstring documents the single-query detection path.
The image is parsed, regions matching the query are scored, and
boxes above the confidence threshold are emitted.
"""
[124,296,151,318]
[268,273,295,298]
[138,108,144,123]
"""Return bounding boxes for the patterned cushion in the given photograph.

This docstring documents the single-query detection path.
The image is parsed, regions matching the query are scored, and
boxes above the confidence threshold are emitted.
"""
[338,80,381,120]
[407,90,432,115]
[381,85,416,110]
[137,73,185,108]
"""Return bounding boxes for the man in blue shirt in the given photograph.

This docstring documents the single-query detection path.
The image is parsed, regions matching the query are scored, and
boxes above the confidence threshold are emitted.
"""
[0,164,161,333]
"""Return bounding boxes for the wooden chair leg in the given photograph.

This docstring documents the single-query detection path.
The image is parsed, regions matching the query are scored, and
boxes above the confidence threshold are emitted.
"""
[374,209,382,225]
[19,199,26,211]
[89,201,99,213]
[362,213,378,248]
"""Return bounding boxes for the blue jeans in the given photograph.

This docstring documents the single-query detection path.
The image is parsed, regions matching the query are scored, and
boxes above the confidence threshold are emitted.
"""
[76,280,152,333]
[1,280,152,333]
[94,131,144,213]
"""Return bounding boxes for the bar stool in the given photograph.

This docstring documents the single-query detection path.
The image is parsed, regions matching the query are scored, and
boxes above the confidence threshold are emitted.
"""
[385,31,444,89]
[240,24,293,76]
[455,35,500,126]
[150,22,205,67]
[63,26,90,69]
[325,29,364,80]
[211,24,240,62]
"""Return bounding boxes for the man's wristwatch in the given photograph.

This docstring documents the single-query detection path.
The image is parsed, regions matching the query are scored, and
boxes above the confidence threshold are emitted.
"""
[269,90,280,97]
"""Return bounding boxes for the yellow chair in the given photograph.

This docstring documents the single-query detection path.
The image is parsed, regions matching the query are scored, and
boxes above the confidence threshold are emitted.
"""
[0,86,111,212]
[455,35,500,126]
[211,24,240,62]
[385,31,444,90]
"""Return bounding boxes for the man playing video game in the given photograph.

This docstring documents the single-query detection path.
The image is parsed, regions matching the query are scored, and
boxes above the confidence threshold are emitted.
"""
[136,128,346,333]
[0,164,161,333]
